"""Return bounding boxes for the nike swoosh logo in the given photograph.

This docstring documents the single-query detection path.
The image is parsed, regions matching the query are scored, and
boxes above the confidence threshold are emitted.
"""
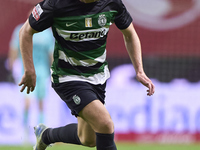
[66,22,77,27]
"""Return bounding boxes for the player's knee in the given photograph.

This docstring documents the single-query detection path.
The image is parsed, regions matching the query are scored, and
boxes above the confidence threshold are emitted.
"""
[79,137,96,147]
[98,118,114,134]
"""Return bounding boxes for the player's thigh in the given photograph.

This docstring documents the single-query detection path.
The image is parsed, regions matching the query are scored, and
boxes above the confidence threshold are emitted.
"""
[77,117,96,146]
[78,99,114,134]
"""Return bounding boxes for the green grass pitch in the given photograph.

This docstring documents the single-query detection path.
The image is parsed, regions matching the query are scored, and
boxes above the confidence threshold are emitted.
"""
[0,143,200,150]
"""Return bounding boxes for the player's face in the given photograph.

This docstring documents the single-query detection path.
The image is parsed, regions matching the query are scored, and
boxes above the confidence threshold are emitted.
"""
[80,0,99,3]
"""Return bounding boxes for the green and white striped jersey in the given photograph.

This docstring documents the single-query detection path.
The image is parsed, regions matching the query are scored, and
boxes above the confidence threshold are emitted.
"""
[29,0,132,84]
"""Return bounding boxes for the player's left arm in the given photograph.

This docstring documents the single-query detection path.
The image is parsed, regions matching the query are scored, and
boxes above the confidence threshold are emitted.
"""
[120,23,155,96]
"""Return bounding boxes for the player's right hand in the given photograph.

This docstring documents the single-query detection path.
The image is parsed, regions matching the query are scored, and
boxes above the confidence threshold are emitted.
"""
[18,71,36,94]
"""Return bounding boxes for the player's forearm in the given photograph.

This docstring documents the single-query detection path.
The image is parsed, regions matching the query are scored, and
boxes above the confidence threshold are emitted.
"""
[19,20,35,74]
[123,28,144,74]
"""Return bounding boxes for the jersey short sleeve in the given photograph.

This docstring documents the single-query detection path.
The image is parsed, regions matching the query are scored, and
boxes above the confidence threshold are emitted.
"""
[29,0,54,32]
[114,0,133,30]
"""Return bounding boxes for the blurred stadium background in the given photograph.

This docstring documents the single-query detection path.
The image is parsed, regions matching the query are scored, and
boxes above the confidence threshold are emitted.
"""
[1,0,200,149]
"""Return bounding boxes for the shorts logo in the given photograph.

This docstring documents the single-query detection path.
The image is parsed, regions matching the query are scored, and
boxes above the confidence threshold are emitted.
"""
[85,18,92,27]
[73,95,81,105]
[32,4,43,21]
[98,14,107,27]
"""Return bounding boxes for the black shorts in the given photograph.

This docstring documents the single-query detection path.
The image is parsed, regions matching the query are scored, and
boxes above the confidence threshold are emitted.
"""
[52,81,106,117]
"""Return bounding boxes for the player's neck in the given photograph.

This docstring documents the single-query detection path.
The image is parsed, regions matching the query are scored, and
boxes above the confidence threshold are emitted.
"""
[80,0,99,3]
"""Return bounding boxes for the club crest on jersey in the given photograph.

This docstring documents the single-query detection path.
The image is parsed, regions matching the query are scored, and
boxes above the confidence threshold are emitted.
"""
[85,18,92,27]
[32,4,43,21]
[98,14,107,27]
[73,95,81,105]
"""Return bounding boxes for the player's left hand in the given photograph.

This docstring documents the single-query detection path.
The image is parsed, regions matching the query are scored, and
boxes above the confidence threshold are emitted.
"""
[136,72,155,96]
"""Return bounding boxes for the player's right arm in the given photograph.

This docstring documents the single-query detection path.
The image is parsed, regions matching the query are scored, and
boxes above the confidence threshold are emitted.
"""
[19,19,38,94]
